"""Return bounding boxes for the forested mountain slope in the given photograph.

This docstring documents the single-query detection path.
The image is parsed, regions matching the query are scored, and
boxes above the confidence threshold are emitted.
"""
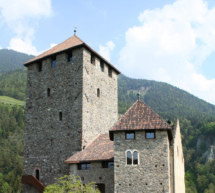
[0,60,214,192]
[0,49,33,73]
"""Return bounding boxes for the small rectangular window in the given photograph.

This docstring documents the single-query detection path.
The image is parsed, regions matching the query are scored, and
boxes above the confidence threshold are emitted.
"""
[67,51,73,62]
[145,131,155,139]
[51,57,57,68]
[91,54,95,65]
[59,112,62,121]
[108,67,112,77]
[100,61,104,72]
[78,163,91,170]
[102,161,114,168]
[47,88,50,97]
[125,131,135,140]
[37,62,42,72]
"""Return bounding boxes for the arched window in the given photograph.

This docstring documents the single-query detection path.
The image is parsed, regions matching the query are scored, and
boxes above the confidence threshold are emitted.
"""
[133,151,138,165]
[126,151,132,165]
[126,150,139,165]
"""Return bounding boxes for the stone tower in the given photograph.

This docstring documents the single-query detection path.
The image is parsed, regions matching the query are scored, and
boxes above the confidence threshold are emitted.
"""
[22,35,120,192]
[109,100,185,193]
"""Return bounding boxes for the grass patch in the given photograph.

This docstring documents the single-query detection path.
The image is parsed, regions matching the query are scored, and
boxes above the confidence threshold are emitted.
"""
[0,96,25,106]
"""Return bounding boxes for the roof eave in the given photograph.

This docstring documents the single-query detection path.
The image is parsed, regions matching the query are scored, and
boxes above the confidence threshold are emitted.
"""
[65,157,114,164]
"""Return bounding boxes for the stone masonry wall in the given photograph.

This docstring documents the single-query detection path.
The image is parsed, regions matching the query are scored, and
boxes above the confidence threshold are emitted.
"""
[82,48,118,147]
[114,130,171,193]
[23,47,84,191]
[173,120,185,193]
[70,162,114,193]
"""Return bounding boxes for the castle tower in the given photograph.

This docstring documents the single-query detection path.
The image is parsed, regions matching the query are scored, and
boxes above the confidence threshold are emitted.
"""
[109,100,185,193]
[22,35,120,192]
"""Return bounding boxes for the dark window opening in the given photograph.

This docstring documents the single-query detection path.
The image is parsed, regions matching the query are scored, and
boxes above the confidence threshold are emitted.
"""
[91,54,95,65]
[67,51,73,62]
[37,62,42,72]
[47,88,50,97]
[59,112,62,121]
[125,132,135,140]
[78,163,91,170]
[102,161,114,168]
[96,184,105,193]
[97,88,100,97]
[51,57,57,68]
[108,67,112,77]
[127,151,132,165]
[35,169,39,180]
[145,131,155,139]
[133,151,138,165]
[100,61,104,72]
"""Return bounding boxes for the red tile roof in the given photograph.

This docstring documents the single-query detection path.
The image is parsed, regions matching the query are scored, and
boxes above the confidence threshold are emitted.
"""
[65,134,113,164]
[110,100,172,133]
[24,35,120,74]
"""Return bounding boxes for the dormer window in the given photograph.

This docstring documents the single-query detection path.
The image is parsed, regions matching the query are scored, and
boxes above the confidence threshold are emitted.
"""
[51,56,57,68]
[67,51,73,62]
[125,131,135,140]
[145,131,155,139]
[91,54,95,65]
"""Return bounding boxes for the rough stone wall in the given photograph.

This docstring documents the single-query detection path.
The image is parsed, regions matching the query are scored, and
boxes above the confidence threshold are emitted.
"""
[82,48,118,147]
[172,120,185,193]
[23,47,84,190]
[113,130,171,193]
[69,162,114,193]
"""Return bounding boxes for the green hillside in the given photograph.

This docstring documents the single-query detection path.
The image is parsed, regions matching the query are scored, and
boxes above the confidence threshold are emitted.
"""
[0,49,34,73]
[0,69,214,192]
[0,96,25,106]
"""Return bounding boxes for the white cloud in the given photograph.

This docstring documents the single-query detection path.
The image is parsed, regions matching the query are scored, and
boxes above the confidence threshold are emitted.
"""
[99,41,115,61]
[118,0,215,105]
[0,0,52,54]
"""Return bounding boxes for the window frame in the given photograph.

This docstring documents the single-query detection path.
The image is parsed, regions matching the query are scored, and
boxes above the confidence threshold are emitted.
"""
[125,149,139,166]
[125,131,135,140]
[91,53,95,65]
[102,161,114,168]
[67,51,73,62]
[145,130,156,139]
[108,67,112,77]
[100,61,104,72]
[78,163,91,170]
[51,56,57,68]
[37,61,42,72]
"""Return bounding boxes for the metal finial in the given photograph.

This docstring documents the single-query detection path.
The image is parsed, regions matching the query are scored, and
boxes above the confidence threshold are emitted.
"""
[74,27,77,36]
[137,91,140,101]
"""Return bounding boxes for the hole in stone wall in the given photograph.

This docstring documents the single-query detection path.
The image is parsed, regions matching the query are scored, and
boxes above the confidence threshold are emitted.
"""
[146,183,148,185]
[160,183,163,185]
[47,88,50,97]
[97,88,100,97]
[155,165,157,167]
[59,112,62,121]
[99,177,102,180]
[81,177,84,181]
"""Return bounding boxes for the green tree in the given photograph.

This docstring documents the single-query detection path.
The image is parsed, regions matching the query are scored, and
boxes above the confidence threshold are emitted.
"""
[44,175,100,193]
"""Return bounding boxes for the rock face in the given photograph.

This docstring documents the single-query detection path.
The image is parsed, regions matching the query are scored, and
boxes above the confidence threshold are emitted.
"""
[23,36,119,192]
[197,136,215,163]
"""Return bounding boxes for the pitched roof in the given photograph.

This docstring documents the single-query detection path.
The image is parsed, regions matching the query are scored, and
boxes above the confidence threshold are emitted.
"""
[110,100,172,133]
[65,134,113,164]
[24,35,120,74]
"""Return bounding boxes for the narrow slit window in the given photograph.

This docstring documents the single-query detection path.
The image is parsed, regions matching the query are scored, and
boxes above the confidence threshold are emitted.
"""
[108,67,112,77]
[133,151,138,165]
[91,54,95,65]
[37,62,42,72]
[97,88,100,97]
[35,169,40,180]
[67,51,73,62]
[59,112,62,121]
[47,88,50,97]
[51,56,57,68]
[127,151,132,165]
[100,61,104,72]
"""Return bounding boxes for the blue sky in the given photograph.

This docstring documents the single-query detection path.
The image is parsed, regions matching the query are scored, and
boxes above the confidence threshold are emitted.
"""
[0,0,215,105]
